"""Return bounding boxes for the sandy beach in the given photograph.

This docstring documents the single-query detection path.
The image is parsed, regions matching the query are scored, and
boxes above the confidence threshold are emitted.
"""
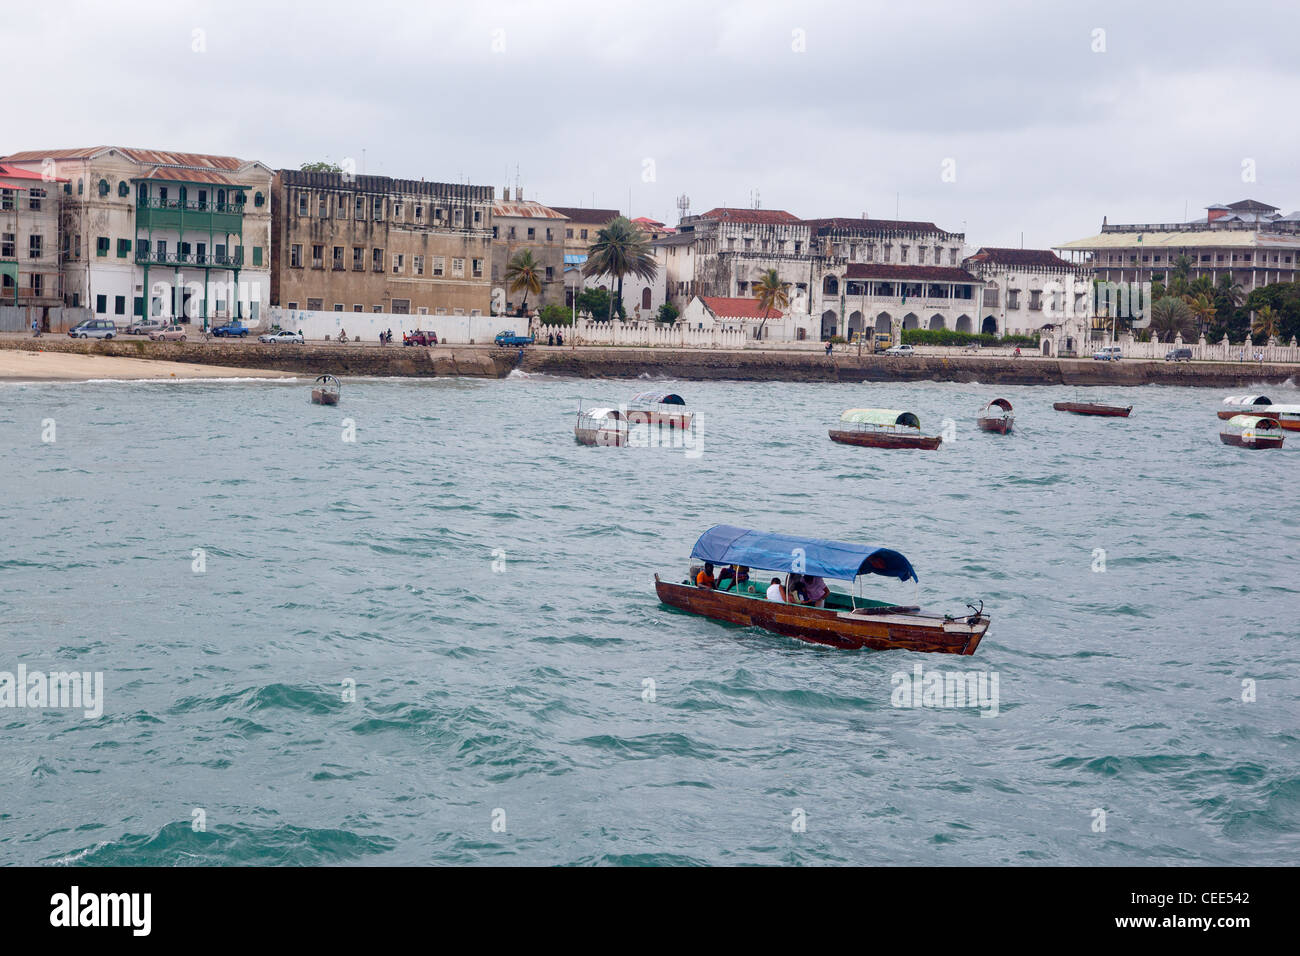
[0,349,293,382]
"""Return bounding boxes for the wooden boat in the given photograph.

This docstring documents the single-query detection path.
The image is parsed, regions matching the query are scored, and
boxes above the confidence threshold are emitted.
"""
[574,406,627,446]
[1217,401,1300,431]
[1053,401,1131,417]
[976,398,1014,434]
[655,525,989,654]
[829,408,942,450]
[1216,395,1273,420]
[310,374,341,405]
[626,391,693,429]
[1219,415,1285,449]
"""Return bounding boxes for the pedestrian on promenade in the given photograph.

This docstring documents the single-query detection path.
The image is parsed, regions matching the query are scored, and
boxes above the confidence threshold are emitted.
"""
[825,340,833,356]
[31,317,40,337]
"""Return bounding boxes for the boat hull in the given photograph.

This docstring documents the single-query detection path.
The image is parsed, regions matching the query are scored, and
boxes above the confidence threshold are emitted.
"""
[1053,402,1131,417]
[655,577,986,654]
[1217,409,1300,430]
[977,417,1013,434]
[828,429,942,450]
[1219,433,1285,449]
[575,425,626,446]
[626,410,693,429]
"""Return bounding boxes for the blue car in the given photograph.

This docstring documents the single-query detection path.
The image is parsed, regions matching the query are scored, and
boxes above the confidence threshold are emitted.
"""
[212,323,249,337]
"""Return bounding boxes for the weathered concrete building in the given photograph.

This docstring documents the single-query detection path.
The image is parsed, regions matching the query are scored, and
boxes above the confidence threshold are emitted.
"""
[490,191,567,314]
[271,169,493,316]
[0,162,64,313]
[964,247,1094,341]
[1056,199,1300,292]
[2,146,273,325]
[547,205,620,305]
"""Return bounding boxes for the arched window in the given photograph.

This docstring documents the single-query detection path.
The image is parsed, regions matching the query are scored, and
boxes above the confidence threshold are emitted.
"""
[253,192,263,207]
[641,288,651,310]
[98,179,109,196]
[118,181,129,197]
[822,275,838,296]
[77,178,83,195]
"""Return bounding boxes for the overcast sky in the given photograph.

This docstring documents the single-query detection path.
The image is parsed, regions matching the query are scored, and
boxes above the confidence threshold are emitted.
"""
[9,0,1299,248]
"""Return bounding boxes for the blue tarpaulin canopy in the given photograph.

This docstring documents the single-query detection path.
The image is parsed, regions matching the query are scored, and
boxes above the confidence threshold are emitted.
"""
[689,525,917,582]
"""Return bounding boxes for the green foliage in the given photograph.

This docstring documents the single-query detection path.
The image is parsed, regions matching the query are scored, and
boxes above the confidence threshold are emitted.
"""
[901,328,1039,347]
[576,287,624,321]
[656,302,679,324]
[538,303,572,326]
[300,161,343,173]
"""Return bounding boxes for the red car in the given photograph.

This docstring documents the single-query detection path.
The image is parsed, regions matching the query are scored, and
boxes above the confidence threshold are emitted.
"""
[403,330,438,346]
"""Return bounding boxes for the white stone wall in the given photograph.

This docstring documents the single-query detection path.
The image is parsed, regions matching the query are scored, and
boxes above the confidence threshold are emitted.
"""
[270,306,508,343]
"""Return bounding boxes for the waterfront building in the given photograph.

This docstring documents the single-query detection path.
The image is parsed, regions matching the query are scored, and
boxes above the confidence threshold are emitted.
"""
[0,162,64,313]
[547,205,621,306]
[272,169,492,317]
[490,189,567,314]
[678,294,811,340]
[963,247,1094,339]
[806,217,973,339]
[1056,199,1300,292]
[3,146,273,324]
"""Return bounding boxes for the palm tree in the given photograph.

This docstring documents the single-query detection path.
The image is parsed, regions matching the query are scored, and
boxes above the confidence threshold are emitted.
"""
[752,269,790,339]
[1216,273,1244,309]
[582,217,658,321]
[504,249,543,316]
[1251,305,1279,342]
[1149,295,1195,341]
[1188,294,1216,337]
[1168,255,1193,296]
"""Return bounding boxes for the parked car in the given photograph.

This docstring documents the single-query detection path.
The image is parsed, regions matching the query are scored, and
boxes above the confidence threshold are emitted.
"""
[403,330,438,346]
[148,325,187,341]
[1093,345,1123,361]
[67,319,118,339]
[494,330,534,347]
[259,330,304,344]
[884,343,915,355]
[125,319,166,336]
[212,322,250,338]
[1165,347,1193,362]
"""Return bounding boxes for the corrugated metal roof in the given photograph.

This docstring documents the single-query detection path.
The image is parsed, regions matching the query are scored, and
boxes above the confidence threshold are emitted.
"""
[548,206,620,224]
[141,167,241,186]
[493,200,566,219]
[843,263,978,282]
[1057,230,1300,250]
[698,207,801,225]
[3,146,248,169]
[967,248,1077,269]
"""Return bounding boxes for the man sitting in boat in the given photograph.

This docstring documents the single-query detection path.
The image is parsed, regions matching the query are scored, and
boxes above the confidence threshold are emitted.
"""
[695,563,716,588]
[801,575,829,607]
[766,577,785,602]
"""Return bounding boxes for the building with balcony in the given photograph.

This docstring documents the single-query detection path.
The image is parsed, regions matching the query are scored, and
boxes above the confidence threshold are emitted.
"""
[490,190,567,314]
[1056,199,1300,292]
[1,146,273,324]
[271,169,493,317]
[964,247,1094,338]
[0,162,64,313]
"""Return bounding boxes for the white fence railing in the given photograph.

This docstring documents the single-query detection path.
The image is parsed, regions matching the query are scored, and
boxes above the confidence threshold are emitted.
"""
[1113,335,1300,363]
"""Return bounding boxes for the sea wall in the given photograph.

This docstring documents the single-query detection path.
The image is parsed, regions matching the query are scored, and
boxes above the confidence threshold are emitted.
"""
[3,336,1297,386]
[0,337,514,378]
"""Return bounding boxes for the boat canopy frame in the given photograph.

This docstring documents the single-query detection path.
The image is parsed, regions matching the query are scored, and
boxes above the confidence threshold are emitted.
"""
[630,391,687,407]
[689,524,918,583]
[839,408,922,430]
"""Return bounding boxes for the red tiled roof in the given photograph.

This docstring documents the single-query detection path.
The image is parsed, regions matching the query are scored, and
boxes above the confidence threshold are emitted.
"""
[547,206,621,224]
[0,163,66,183]
[701,296,783,319]
[806,217,952,235]
[843,263,978,283]
[966,247,1076,269]
[698,207,802,225]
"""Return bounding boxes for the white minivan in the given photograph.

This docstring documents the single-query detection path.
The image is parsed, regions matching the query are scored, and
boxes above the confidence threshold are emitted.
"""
[1092,345,1123,361]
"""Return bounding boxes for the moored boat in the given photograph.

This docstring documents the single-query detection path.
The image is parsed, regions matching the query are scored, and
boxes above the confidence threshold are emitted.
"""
[1219,415,1285,449]
[976,398,1014,434]
[828,408,942,449]
[310,374,341,405]
[574,406,627,446]
[626,391,693,428]
[655,525,989,654]
[1216,403,1300,431]
[1216,395,1273,420]
[1053,401,1132,417]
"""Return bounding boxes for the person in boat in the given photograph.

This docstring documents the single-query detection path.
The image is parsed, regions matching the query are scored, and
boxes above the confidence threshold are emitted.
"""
[766,577,785,602]
[695,563,716,588]
[717,564,736,590]
[787,574,809,604]
[735,565,752,592]
[801,574,829,608]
